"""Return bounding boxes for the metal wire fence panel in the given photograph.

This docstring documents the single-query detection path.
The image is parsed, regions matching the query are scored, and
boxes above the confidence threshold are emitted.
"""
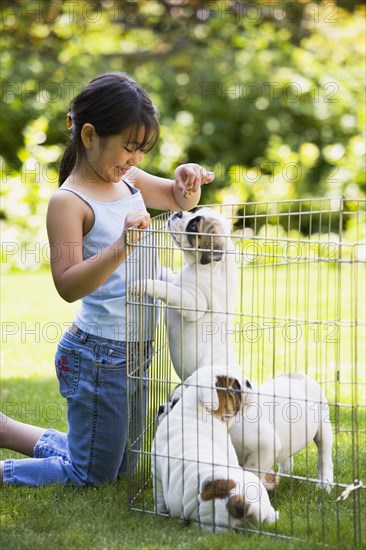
[125,198,365,544]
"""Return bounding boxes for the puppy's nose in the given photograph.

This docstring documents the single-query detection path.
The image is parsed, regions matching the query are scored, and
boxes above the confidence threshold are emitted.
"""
[227,495,245,519]
[158,405,165,416]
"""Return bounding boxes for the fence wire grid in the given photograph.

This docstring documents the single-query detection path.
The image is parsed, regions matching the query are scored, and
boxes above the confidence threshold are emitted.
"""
[125,197,365,546]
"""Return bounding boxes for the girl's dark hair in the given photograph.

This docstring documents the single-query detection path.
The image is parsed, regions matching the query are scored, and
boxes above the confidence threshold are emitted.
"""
[59,72,160,186]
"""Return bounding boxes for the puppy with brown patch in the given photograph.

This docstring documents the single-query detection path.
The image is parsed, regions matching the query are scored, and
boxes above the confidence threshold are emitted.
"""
[130,208,237,380]
[156,374,253,426]
[229,372,334,491]
[152,365,278,531]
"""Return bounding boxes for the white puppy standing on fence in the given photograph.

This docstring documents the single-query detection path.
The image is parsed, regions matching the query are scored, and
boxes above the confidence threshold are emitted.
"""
[129,207,237,381]
[229,372,334,491]
[152,365,279,531]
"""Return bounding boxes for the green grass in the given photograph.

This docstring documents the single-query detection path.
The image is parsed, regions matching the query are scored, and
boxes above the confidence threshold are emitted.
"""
[1,270,365,550]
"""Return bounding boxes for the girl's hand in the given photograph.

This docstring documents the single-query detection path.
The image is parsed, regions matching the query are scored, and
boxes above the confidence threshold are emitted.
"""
[123,210,151,245]
[174,163,215,198]
[124,210,151,231]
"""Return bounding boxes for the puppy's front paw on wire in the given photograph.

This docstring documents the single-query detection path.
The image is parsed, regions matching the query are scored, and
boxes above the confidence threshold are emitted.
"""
[129,280,147,297]
[129,279,156,298]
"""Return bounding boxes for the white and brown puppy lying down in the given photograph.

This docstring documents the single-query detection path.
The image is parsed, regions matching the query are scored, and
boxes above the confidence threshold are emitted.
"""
[229,372,334,491]
[130,208,237,381]
[157,372,333,492]
[152,366,278,531]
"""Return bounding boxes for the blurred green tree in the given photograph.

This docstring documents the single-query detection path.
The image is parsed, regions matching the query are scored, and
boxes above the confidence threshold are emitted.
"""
[1,0,365,270]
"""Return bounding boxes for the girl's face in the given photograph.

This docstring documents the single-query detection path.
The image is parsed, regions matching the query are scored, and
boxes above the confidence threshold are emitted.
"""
[86,126,148,184]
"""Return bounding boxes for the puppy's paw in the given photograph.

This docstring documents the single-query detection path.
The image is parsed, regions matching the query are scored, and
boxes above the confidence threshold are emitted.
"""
[129,279,152,297]
[317,479,333,494]
[262,472,280,491]
[129,281,143,297]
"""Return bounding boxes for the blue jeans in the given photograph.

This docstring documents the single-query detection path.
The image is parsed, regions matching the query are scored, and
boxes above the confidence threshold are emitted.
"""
[3,326,152,486]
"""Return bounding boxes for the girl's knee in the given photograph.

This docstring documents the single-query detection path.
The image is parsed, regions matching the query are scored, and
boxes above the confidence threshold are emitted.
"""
[79,463,119,486]
[88,467,119,486]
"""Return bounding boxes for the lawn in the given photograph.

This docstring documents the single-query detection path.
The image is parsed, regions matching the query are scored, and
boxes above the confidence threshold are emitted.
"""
[1,270,365,550]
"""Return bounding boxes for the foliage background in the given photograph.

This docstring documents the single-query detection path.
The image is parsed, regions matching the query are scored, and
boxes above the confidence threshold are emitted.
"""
[1,6,365,548]
[1,0,365,271]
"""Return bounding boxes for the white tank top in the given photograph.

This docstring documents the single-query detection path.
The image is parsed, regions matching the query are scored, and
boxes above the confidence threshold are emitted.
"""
[61,180,159,341]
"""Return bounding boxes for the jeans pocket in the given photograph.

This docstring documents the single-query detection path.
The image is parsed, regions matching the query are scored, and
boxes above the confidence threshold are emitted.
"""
[101,347,127,370]
[55,343,81,397]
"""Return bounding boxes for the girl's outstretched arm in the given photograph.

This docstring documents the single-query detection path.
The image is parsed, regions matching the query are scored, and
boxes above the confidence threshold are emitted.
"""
[128,164,215,211]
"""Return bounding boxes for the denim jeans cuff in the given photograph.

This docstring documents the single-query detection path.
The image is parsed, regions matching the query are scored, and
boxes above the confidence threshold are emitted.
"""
[33,429,56,458]
[3,459,14,484]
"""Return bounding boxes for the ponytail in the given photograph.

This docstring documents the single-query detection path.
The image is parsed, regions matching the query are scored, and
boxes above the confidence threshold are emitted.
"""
[58,137,78,186]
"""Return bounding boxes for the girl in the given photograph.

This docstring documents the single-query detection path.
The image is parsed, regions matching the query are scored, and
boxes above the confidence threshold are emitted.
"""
[0,72,214,486]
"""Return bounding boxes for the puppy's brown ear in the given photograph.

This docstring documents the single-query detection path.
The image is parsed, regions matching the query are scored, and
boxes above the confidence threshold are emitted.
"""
[215,376,243,417]
[231,378,243,414]
[200,478,236,501]
[227,495,250,520]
